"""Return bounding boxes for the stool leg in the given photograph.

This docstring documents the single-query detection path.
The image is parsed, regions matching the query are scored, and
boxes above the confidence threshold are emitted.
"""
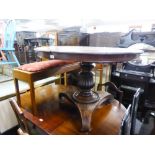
[29,80,37,115]
[64,72,67,86]
[97,65,103,91]
[14,78,21,107]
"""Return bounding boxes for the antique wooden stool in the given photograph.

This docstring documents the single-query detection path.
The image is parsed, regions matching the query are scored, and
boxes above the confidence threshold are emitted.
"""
[13,60,80,115]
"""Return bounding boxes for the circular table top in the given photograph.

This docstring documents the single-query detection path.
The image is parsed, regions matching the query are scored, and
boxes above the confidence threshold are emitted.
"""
[35,46,143,62]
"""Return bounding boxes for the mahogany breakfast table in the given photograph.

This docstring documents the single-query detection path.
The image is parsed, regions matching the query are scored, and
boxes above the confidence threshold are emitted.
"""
[34,46,143,133]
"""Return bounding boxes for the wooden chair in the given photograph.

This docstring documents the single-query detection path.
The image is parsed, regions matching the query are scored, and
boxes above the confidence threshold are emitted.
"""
[0,20,20,66]
[9,98,47,135]
[99,81,123,103]
[120,104,132,135]
[9,98,29,135]
[120,88,141,135]
[13,60,80,115]
[130,88,141,135]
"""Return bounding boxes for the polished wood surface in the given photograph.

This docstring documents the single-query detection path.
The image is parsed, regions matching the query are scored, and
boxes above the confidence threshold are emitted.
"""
[34,46,143,62]
[21,84,126,135]
[34,46,142,131]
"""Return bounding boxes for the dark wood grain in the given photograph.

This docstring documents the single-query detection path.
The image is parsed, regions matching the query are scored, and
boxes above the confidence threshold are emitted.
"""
[21,84,126,135]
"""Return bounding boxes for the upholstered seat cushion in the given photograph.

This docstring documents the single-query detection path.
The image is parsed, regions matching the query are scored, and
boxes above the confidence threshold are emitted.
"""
[18,60,74,72]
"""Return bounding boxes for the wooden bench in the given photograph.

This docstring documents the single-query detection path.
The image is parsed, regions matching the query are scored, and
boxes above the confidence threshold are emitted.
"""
[13,60,80,115]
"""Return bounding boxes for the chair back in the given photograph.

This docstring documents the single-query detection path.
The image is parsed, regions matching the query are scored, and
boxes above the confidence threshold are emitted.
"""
[9,98,29,135]
[120,104,132,135]
[103,81,123,103]
[130,88,141,135]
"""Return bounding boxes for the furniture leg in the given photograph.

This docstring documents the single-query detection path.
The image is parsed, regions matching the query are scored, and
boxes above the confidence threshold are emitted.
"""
[59,91,113,132]
[14,78,21,107]
[12,51,20,66]
[97,64,103,91]
[59,62,113,132]
[29,79,37,115]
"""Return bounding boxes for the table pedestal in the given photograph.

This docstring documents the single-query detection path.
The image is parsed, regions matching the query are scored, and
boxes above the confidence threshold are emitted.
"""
[59,62,113,132]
